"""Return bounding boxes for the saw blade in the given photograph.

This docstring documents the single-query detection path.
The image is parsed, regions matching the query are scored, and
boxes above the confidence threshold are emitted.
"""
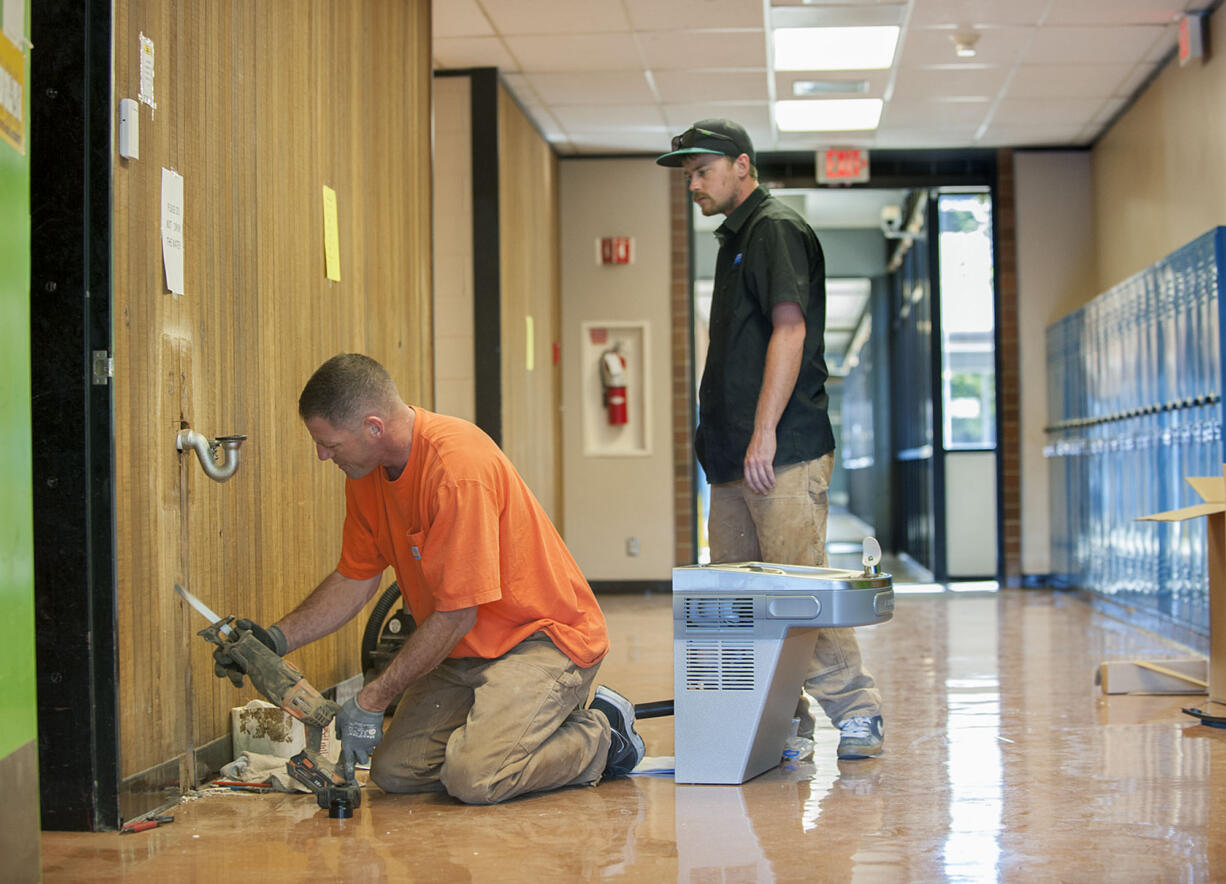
[174,583,233,636]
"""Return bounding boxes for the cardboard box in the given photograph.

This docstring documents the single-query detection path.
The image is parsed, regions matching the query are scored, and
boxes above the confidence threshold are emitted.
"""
[1135,473,1226,704]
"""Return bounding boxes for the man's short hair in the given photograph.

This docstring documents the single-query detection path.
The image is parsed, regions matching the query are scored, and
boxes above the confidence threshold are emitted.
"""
[299,353,400,428]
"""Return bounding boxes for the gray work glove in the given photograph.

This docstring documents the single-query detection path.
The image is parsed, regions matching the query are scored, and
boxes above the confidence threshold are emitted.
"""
[212,619,288,687]
[336,696,384,781]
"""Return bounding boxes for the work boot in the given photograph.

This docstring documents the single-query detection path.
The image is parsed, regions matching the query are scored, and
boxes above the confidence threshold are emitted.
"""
[836,714,884,759]
[590,685,645,777]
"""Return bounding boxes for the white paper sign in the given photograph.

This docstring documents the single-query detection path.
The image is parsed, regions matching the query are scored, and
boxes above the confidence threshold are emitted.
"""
[3,0,25,46]
[139,32,156,111]
[161,168,184,295]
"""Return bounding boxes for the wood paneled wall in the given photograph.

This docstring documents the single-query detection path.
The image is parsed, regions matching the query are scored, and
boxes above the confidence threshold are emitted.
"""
[112,0,432,779]
[497,85,562,521]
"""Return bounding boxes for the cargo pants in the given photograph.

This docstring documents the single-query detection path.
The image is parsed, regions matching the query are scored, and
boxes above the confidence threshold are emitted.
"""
[708,453,882,734]
[369,633,611,804]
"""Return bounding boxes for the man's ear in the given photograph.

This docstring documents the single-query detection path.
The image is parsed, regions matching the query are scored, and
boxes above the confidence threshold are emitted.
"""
[363,415,385,438]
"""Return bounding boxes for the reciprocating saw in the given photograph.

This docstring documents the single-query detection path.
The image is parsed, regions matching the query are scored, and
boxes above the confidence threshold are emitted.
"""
[175,584,362,812]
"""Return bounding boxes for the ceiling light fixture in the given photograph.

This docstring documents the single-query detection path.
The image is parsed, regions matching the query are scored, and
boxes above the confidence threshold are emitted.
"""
[952,31,980,58]
[792,79,870,96]
[775,99,884,132]
[773,26,900,71]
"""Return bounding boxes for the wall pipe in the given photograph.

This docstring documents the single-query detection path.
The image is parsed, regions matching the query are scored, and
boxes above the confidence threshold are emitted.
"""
[176,430,246,483]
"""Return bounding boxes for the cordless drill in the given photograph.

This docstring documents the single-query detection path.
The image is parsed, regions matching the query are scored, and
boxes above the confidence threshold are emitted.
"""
[197,617,362,811]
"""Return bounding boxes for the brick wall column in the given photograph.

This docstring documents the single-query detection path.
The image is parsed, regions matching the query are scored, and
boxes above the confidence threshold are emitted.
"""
[670,171,695,565]
[996,149,1022,585]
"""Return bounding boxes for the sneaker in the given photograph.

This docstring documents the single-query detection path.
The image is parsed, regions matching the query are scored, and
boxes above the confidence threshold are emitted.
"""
[590,685,646,777]
[836,715,884,759]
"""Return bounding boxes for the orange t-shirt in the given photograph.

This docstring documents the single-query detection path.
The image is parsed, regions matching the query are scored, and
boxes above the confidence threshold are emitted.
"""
[336,408,608,667]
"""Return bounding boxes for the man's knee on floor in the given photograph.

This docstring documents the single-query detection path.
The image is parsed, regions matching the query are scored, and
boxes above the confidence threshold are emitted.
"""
[369,749,441,794]
[438,756,508,805]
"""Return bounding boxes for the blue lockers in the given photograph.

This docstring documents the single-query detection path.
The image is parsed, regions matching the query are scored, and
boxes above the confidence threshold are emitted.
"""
[1046,228,1225,637]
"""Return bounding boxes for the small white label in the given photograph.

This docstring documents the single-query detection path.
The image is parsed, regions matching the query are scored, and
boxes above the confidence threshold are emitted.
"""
[139,33,157,111]
[161,168,184,295]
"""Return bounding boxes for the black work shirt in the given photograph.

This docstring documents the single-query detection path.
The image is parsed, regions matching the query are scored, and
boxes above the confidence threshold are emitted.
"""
[695,186,835,484]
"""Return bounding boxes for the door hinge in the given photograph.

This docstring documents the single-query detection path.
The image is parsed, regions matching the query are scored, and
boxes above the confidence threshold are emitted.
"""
[92,350,113,385]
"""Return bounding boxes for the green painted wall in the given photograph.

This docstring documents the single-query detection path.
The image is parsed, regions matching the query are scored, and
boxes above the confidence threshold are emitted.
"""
[0,9,35,762]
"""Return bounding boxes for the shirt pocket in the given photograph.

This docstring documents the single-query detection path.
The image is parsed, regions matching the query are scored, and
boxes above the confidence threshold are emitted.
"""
[403,527,428,585]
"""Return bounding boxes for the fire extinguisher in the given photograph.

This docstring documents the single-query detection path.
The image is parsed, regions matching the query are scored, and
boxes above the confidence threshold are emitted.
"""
[600,346,628,425]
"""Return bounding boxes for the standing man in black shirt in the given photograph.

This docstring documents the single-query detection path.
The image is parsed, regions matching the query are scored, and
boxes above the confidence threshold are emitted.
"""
[658,120,883,759]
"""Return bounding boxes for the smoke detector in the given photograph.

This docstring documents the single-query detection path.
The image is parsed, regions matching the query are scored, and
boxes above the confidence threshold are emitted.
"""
[952,31,979,58]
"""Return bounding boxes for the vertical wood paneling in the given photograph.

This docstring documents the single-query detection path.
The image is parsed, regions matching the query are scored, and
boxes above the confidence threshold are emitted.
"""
[497,85,561,520]
[112,0,431,779]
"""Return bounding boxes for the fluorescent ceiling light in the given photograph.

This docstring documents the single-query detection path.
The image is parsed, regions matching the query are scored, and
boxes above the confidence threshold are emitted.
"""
[774,26,900,71]
[775,99,883,132]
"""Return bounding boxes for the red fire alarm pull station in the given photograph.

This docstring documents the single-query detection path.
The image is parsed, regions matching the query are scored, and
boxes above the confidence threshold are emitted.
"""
[598,237,634,265]
[817,148,870,185]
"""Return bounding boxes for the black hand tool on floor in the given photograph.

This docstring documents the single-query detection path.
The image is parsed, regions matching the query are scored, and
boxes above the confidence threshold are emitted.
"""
[176,584,362,813]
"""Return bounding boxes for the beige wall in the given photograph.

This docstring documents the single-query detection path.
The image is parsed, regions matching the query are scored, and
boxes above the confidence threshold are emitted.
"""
[1014,150,1095,576]
[433,76,476,422]
[560,159,675,580]
[1093,20,1226,291]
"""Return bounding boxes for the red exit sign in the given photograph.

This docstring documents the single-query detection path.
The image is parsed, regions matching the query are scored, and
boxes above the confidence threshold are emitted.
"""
[817,148,870,184]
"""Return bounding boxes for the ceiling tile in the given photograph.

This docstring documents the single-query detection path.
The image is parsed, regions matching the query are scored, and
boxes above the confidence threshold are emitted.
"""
[1145,26,1180,61]
[654,70,769,103]
[639,29,767,70]
[503,33,643,72]
[1023,25,1169,65]
[625,0,764,31]
[976,123,1088,146]
[434,0,1186,156]
[525,71,657,105]
[1116,62,1159,96]
[1006,63,1136,98]
[899,26,1033,68]
[871,126,981,147]
[479,0,631,36]
[568,130,671,153]
[1042,0,1192,26]
[552,104,667,131]
[662,103,773,137]
[881,98,990,127]
[433,37,518,70]
[433,0,494,38]
[1090,96,1129,124]
[907,0,1046,28]
[992,96,1109,125]
[890,65,1008,99]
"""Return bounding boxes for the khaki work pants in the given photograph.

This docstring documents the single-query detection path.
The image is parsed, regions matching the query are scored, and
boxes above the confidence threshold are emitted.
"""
[709,453,882,733]
[369,633,610,805]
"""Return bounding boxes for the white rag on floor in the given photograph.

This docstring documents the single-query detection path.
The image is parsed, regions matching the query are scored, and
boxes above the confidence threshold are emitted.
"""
[219,751,310,793]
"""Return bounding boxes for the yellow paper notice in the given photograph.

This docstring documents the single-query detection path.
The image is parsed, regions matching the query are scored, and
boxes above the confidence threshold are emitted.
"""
[322,185,340,281]
[525,316,535,371]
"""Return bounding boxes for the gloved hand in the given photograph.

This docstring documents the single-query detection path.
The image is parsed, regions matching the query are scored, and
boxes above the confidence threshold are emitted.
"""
[336,696,384,781]
[212,619,288,687]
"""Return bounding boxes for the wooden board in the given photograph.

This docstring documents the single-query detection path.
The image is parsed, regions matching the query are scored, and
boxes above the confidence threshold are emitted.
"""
[497,84,562,522]
[112,0,432,780]
[1097,659,1208,695]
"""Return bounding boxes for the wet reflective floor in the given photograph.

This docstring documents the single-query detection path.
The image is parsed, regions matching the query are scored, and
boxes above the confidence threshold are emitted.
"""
[42,589,1226,882]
